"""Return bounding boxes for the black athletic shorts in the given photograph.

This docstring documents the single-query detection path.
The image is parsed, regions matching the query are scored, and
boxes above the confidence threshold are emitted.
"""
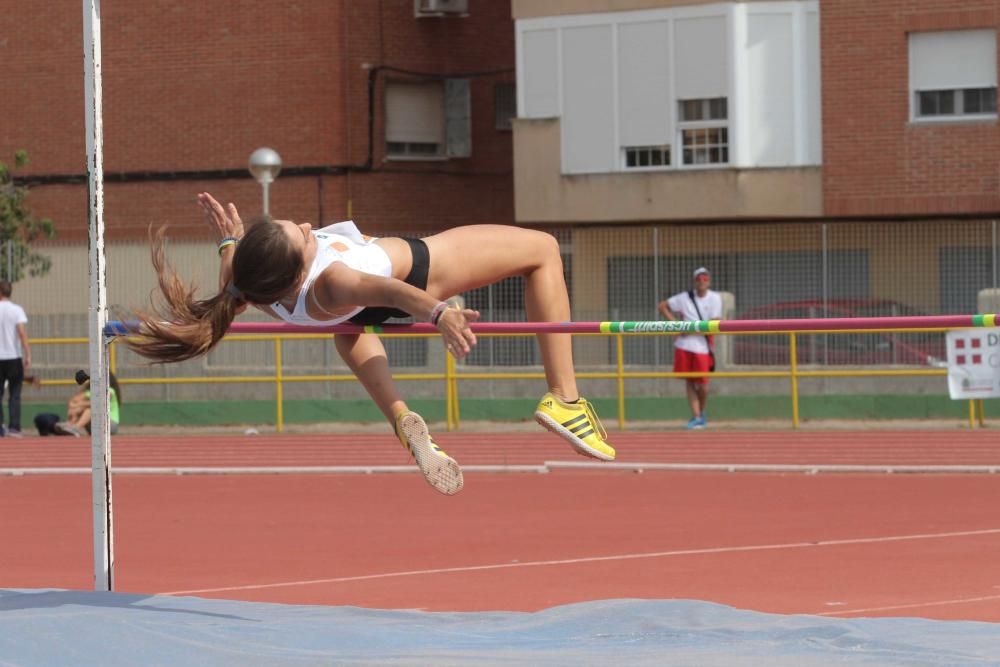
[348,237,429,325]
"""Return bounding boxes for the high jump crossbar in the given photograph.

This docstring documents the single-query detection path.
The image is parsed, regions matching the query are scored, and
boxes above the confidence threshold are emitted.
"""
[103,313,999,338]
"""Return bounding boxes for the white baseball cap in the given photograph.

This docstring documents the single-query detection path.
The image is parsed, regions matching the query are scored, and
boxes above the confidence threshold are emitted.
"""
[693,267,710,279]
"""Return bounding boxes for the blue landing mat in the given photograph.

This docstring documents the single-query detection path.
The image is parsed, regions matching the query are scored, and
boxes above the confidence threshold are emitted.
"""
[1,590,999,666]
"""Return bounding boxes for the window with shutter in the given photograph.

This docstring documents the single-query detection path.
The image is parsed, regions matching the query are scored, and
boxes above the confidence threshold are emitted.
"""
[384,78,472,159]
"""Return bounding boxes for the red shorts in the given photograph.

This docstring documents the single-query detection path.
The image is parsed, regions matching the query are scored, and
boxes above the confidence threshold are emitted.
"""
[673,348,712,385]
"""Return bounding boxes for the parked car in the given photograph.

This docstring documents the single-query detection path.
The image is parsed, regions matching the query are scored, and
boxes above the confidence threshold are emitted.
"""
[731,299,945,366]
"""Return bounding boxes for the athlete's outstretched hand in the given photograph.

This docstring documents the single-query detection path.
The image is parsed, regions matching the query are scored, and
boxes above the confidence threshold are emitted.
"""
[198,192,244,243]
[436,307,480,359]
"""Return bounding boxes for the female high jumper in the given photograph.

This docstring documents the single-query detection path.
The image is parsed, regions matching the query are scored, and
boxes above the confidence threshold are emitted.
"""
[127,192,615,495]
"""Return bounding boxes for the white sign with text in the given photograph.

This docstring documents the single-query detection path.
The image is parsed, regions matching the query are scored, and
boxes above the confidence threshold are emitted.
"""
[946,330,1000,399]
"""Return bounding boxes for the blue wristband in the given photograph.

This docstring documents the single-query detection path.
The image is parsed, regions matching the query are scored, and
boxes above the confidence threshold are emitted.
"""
[217,237,238,255]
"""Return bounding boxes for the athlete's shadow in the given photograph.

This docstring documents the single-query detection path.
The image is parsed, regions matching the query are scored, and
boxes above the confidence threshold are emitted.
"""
[0,588,254,621]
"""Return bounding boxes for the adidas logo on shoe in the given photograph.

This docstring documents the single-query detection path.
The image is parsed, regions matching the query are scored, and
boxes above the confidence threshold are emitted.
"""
[533,392,615,461]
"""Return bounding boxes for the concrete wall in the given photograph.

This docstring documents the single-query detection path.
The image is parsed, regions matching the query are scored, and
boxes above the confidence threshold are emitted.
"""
[513,118,823,223]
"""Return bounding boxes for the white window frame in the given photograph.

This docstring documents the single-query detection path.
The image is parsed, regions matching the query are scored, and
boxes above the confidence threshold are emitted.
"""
[912,87,998,123]
[620,144,672,170]
[908,29,998,124]
[384,78,472,161]
[677,97,730,168]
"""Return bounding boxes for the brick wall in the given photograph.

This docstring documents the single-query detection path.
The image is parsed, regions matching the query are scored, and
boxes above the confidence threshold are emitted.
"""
[2,0,514,241]
[343,0,515,231]
[822,0,1000,217]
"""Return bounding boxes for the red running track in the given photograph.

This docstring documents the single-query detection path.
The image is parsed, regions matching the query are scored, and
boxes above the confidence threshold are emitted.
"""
[1,430,1000,622]
[2,429,1000,468]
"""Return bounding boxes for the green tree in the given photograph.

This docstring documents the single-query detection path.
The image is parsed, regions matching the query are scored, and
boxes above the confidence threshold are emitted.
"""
[0,150,56,282]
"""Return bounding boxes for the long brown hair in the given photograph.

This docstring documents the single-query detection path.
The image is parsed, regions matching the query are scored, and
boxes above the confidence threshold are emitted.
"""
[127,219,303,363]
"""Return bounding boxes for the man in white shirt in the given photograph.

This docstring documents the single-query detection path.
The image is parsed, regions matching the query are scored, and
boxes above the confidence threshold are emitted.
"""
[0,280,31,437]
[658,267,723,430]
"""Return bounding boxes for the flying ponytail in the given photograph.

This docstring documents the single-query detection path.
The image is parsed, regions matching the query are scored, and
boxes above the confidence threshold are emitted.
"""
[126,227,244,363]
[127,221,304,363]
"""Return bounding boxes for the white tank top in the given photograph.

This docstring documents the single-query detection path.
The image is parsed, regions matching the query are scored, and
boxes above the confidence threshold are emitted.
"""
[270,221,393,326]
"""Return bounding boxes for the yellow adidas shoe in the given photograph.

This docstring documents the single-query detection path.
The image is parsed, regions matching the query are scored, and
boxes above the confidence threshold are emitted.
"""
[395,410,464,495]
[534,392,616,461]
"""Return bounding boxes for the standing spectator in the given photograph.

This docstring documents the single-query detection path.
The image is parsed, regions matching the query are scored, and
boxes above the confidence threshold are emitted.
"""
[658,268,723,430]
[0,280,30,437]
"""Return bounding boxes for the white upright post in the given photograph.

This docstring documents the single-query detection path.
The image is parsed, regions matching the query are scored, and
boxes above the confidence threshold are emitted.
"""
[82,0,114,592]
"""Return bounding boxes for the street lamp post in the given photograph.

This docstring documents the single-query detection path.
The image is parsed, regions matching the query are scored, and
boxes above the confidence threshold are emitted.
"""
[248,147,282,215]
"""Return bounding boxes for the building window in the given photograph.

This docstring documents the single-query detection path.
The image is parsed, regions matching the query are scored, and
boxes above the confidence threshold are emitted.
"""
[385,80,445,159]
[678,97,729,165]
[495,82,516,130]
[385,141,440,157]
[964,86,998,113]
[385,78,471,159]
[909,30,998,122]
[917,88,996,117]
[623,145,671,169]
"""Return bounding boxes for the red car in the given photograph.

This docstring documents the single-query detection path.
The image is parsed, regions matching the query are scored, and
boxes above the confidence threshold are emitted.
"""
[731,299,945,366]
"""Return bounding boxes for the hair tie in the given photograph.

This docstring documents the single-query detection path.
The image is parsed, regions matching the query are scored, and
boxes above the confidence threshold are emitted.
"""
[225,283,245,302]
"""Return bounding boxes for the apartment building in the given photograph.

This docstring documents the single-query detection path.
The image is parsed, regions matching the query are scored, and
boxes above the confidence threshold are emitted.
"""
[510,0,1000,327]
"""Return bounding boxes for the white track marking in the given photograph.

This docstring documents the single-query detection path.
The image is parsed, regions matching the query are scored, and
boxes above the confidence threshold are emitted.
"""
[816,593,1000,616]
[162,527,1000,596]
[2,462,999,475]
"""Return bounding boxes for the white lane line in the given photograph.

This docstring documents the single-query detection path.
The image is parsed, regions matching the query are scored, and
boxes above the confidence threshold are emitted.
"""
[162,527,1000,596]
[546,462,1000,473]
[816,593,1000,616]
[0,465,548,476]
[4,462,998,475]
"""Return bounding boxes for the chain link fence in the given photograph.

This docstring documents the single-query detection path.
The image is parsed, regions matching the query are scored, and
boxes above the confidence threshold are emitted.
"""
[14,218,1000,402]
[0,240,32,283]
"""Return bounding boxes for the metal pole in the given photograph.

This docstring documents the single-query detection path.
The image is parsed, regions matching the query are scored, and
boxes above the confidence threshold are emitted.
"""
[82,0,114,592]
[992,220,998,311]
[653,226,661,368]
[274,337,283,432]
[616,334,625,429]
[821,222,829,366]
[790,333,800,429]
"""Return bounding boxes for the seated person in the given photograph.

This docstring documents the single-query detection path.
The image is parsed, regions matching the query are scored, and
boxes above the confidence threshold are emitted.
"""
[53,373,121,436]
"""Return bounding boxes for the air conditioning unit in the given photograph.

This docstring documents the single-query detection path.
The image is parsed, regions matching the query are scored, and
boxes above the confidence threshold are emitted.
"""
[416,0,468,17]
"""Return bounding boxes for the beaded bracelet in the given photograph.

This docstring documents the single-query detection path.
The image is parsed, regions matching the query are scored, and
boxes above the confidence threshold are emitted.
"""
[217,237,238,256]
[429,301,449,326]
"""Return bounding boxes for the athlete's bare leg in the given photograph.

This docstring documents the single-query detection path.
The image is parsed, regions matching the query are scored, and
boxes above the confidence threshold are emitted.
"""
[422,226,578,402]
[335,331,463,494]
[334,332,407,423]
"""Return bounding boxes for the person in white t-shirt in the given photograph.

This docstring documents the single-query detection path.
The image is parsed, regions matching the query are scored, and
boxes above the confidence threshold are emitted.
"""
[658,267,723,430]
[0,280,31,437]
